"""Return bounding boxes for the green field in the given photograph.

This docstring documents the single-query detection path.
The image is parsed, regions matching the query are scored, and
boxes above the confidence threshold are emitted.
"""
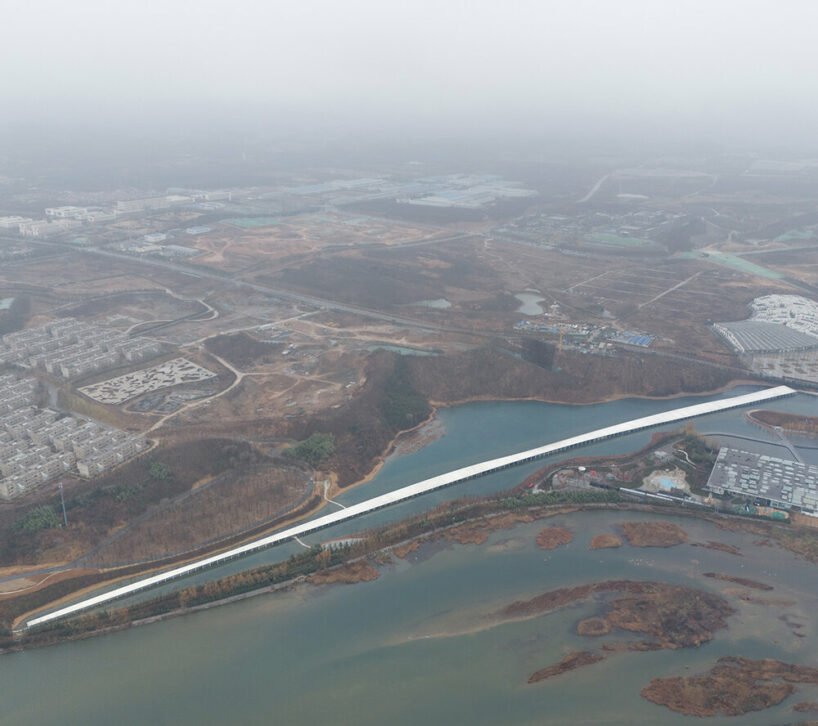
[680,251,784,280]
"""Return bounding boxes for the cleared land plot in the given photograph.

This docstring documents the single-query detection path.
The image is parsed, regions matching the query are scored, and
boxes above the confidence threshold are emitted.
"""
[56,290,202,329]
[587,232,663,250]
[80,357,216,405]
[262,238,502,309]
[753,248,818,286]
[569,264,701,307]
[189,212,442,271]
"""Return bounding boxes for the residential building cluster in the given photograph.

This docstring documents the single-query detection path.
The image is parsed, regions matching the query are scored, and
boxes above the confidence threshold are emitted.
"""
[45,206,117,223]
[0,216,34,229]
[17,218,83,237]
[0,189,233,239]
[0,318,163,380]
[0,374,146,499]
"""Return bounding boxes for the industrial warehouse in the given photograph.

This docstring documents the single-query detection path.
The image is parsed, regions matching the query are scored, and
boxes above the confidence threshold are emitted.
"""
[706,447,818,515]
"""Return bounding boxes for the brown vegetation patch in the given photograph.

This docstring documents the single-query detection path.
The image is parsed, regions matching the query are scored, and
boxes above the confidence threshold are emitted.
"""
[576,617,611,636]
[407,346,732,405]
[794,701,818,713]
[716,518,818,564]
[590,534,622,550]
[528,651,605,684]
[620,521,688,547]
[501,580,733,650]
[307,560,380,586]
[702,572,774,590]
[536,526,573,550]
[88,464,312,566]
[641,657,818,717]
[691,540,742,556]
[392,541,422,559]
[751,410,818,438]
[437,512,538,546]
[264,240,497,309]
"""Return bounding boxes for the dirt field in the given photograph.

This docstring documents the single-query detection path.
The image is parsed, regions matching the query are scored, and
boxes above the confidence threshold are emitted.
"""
[188,211,444,272]
[56,290,204,329]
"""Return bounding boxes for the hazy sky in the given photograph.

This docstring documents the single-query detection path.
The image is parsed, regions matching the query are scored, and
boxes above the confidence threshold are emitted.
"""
[4,0,818,148]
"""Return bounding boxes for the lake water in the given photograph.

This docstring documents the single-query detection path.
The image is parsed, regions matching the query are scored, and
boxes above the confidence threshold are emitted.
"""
[515,292,546,315]
[3,390,818,725]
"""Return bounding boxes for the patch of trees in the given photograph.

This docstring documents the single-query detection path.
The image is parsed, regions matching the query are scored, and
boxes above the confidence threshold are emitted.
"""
[283,352,431,487]
[655,217,706,253]
[0,296,31,336]
[285,433,335,467]
[520,338,556,370]
[406,346,731,404]
[679,433,718,466]
[379,356,431,429]
[14,505,60,533]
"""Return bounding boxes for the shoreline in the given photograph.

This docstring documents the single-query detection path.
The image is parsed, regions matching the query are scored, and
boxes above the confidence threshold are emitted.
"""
[340,377,763,495]
[3,497,802,655]
[746,408,818,439]
[1,379,786,635]
[427,377,763,409]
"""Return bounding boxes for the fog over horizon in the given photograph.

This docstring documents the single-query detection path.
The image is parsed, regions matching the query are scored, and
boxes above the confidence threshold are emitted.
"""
[3,0,818,161]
